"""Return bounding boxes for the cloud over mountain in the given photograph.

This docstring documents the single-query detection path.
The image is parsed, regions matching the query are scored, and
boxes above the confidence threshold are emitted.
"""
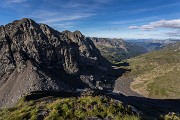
[129,19,180,31]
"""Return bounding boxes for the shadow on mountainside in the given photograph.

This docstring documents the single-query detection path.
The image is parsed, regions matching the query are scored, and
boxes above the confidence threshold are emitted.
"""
[113,61,130,67]
[99,65,130,92]
[103,61,131,92]
[22,90,180,119]
[106,61,180,119]
[107,92,180,119]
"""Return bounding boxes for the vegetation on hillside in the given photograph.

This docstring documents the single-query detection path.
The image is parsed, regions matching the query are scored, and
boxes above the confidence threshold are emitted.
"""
[122,42,180,98]
[100,47,129,63]
[0,95,141,120]
[160,113,180,120]
[100,46,147,63]
[92,38,147,63]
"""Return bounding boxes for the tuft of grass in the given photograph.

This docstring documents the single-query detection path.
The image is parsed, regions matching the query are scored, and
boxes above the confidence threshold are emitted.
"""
[160,112,180,120]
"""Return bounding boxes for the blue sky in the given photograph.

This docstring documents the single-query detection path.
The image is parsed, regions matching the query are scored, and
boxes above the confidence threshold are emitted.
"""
[0,0,180,39]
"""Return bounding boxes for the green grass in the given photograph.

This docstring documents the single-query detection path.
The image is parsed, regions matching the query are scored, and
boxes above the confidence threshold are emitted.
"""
[0,96,141,120]
[122,42,180,99]
[160,113,180,120]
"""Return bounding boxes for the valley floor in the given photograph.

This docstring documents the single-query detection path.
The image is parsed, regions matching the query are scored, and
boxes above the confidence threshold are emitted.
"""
[111,66,180,119]
[113,77,143,97]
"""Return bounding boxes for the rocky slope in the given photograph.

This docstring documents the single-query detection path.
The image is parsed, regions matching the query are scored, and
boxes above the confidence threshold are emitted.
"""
[90,37,147,63]
[0,18,111,107]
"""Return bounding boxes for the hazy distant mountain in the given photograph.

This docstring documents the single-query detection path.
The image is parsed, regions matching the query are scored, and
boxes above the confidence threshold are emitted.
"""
[125,39,179,52]
[90,37,147,63]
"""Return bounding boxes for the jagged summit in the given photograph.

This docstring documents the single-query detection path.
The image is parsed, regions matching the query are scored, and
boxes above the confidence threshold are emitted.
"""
[10,18,35,24]
[0,18,111,107]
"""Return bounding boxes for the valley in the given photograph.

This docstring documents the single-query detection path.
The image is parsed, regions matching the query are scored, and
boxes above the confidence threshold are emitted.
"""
[1,0,180,119]
[91,37,147,63]
[120,42,180,99]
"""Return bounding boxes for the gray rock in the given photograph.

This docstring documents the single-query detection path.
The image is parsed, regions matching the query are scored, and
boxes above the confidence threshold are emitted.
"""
[0,18,111,107]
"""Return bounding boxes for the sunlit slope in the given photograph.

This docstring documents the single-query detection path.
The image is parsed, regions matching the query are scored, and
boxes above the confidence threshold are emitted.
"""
[126,42,180,99]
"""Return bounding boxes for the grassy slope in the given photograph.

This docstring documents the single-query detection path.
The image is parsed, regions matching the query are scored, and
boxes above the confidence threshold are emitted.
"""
[124,42,180,99]
[100,47,128,63]
[0,96,140,120]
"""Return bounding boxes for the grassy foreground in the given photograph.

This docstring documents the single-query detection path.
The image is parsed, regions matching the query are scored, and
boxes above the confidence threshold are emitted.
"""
[0,96,141,120]
[0,95,179,120]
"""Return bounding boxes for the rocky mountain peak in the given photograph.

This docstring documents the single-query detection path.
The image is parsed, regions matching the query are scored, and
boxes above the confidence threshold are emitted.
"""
[73,30,83,37]
[11,18,35,26]
[0,18,111,107]
[62,30,85,44]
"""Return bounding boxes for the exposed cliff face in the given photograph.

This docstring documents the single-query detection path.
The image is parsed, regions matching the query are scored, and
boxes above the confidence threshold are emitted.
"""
[0,18,111,107]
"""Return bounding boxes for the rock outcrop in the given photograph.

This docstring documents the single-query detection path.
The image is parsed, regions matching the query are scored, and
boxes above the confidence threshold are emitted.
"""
[0,18,111,107]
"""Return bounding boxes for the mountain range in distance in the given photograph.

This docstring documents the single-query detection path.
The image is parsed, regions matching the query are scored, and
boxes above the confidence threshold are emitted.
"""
[125,38,180,52]
[91,37,148,63]
[90,37,180,63]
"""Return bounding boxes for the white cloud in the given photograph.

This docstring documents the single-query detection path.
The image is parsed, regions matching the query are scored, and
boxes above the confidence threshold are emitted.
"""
[1,0,28,8]
[141,25,155,30]
[129,19,180,31]
[111,16,159,25]
[27,0,105,24]
[8,0,26,3]
[128,26,139,29]
[39,14,95,23]
[165,30,180,37]
[102,28,123,31]
[51,23,75,30]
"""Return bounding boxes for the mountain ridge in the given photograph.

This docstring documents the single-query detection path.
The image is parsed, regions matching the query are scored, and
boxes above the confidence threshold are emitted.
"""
[0,18,112,107]
[90,37,147,63]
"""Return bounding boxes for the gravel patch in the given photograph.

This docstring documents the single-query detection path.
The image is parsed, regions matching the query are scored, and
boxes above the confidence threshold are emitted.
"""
[113,77,143,97]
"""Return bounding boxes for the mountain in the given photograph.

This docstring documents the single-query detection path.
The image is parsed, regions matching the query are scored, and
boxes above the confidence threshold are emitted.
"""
[0,18,180,120]
[90,37,147,63]
[119,42,180,99]
[125,39,179,52]
[0,18,111,107]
